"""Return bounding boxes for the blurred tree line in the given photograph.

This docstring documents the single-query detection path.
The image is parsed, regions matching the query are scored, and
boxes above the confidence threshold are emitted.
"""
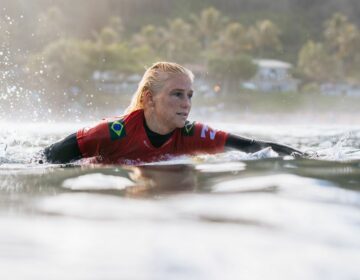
[1,0,360,93]
[24,6,282,91]
[297,13,360,85]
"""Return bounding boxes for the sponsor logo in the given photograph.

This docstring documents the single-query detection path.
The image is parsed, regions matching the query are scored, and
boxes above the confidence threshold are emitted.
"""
[181,121,195,136]
[201,125,216,140]
[109,120,126,140]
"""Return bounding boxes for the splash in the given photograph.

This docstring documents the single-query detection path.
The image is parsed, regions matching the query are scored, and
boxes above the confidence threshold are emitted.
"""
[316,131,359,161]
[0,14,87,122]
[0,14,47,122]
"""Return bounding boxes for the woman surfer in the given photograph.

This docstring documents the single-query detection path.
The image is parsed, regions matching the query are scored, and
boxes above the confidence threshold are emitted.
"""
[44,61,303,164]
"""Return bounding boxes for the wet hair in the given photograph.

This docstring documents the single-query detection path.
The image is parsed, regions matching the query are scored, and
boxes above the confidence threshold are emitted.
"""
[124,62,194,114]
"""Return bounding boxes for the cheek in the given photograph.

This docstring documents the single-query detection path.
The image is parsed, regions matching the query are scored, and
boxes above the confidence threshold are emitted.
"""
[156,98,174,116]
[166,102,180,120]
[162,98,178,111]
[154,96,180,118]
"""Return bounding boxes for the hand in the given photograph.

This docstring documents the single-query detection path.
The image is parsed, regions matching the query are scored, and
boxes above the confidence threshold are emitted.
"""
[268,142,303,157]
[290,151,304,159]
[303,151,319,159]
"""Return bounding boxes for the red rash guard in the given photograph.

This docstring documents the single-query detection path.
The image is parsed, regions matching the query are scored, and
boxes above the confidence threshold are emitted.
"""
[76,109,228,164]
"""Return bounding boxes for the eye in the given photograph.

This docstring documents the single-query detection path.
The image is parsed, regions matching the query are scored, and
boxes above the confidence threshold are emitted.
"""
[188,93,193,99]
[173,91,183,97]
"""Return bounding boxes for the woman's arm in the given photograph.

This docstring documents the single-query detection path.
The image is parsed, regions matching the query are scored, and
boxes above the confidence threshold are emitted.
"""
[44,133,82,163]
[225,133,303,157]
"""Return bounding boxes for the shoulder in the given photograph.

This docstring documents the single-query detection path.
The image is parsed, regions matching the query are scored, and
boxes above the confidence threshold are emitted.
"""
[105,109,144,140]
[175,120,228,154]
[77,110,142,139]
[180,120,228,140]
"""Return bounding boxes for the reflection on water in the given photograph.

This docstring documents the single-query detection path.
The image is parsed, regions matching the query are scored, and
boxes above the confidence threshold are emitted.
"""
[126,165,197,197]
[1,123,360,279]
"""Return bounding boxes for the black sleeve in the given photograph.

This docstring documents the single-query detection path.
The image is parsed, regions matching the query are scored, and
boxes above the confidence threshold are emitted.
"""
[44,133,82,163]
[225,133,303,157]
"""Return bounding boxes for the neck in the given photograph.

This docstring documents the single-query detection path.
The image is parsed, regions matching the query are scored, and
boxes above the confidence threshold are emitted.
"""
[144,110,173,135]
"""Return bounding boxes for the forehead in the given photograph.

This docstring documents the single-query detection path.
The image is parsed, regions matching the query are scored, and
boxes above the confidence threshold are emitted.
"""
[162,74,193,91]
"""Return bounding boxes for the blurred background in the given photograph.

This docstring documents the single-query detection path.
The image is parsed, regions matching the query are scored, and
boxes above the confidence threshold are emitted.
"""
[1,4,360,279]
[1,0,360,122]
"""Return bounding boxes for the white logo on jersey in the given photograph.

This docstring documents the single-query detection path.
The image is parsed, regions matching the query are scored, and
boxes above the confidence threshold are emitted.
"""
[143,140,151,148]
[200,125,216,140]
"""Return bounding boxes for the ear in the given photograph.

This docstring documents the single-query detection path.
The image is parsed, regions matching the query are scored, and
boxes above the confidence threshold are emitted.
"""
[143,90,154,107]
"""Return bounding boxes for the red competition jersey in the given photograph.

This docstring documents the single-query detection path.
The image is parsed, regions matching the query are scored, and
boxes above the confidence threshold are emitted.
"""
[77,109,228,164]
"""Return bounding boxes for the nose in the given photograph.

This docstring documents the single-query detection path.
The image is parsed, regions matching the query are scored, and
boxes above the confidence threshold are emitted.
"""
[181,95,191,109]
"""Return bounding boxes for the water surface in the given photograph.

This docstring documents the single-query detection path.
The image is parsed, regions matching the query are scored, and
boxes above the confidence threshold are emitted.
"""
[1,122,360,280]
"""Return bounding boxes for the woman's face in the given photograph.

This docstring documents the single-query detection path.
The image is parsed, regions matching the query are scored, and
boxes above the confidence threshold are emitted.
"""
[151,73,193,132]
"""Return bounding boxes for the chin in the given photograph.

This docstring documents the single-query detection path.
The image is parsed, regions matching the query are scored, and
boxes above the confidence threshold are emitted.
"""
[176,120,187,128]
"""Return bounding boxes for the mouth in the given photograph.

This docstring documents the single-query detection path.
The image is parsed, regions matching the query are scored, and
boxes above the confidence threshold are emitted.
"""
[176,112,188,118]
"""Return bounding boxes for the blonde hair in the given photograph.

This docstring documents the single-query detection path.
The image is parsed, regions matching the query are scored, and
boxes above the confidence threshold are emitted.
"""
[124,62,194,115]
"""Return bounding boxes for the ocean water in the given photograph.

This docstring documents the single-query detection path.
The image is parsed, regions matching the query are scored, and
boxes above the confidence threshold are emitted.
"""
[0,121,360,280]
